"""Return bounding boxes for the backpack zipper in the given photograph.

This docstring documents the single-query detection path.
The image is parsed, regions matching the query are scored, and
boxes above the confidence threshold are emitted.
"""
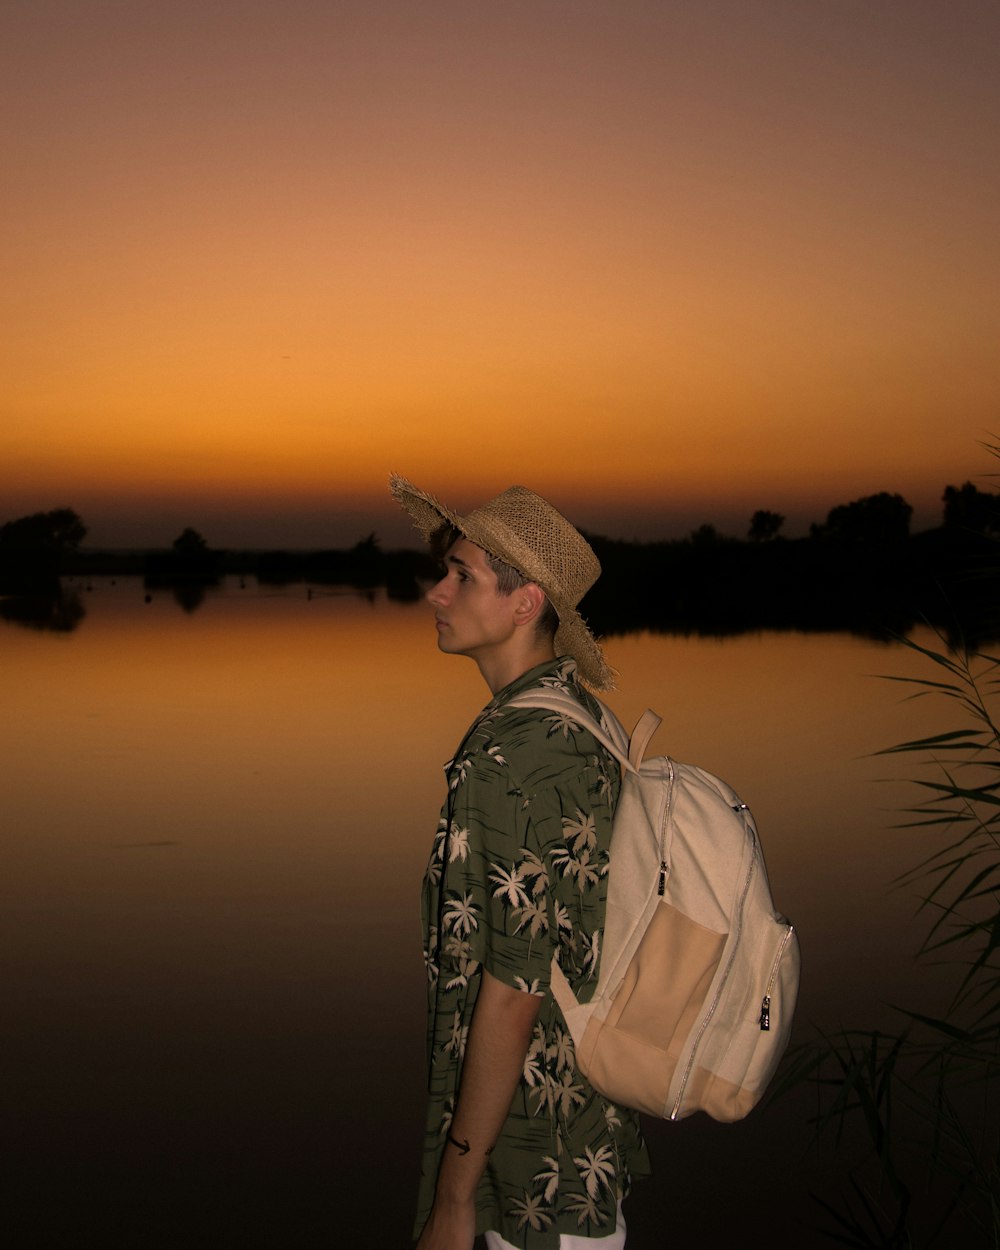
[759,923,795,1031]
[657,759,676,895]
[669,812,756,1120]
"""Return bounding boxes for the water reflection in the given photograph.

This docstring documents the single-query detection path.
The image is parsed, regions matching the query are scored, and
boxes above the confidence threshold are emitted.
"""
[0,587,85,632]
[170,580,211,612]
[0,577,968,1247]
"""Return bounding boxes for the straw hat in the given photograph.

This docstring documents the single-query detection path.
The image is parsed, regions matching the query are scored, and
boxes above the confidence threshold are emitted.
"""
[389,474,614,691]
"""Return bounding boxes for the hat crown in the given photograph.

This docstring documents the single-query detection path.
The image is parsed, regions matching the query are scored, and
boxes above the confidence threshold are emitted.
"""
[464,485,600,609]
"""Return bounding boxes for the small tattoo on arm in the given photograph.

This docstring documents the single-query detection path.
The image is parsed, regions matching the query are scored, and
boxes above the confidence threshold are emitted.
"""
[446,1132,494,1157]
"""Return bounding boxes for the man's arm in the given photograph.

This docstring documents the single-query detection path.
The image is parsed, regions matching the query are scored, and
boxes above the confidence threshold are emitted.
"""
[416,969,543,1250]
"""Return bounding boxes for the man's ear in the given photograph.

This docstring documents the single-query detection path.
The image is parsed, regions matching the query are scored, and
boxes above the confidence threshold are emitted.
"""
[512,582,547,627]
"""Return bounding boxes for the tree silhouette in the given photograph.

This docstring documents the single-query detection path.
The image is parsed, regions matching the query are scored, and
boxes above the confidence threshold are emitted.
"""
[0,508,87,591]
[352,532,380,556]
[0,507,87,554]
[172,527,210,555]
[748,510,785,542]
[815,492,913,544]
[690,523,721,546]
[144,526,220,592]
[942,482,1000,535]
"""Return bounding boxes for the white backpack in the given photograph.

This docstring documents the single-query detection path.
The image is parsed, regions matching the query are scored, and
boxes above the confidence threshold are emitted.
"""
[508,688,800,1122]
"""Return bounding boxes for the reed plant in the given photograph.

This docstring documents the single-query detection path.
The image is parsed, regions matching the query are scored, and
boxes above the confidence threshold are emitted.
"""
[781,444,1000,1245]
[782,631,1000,1247]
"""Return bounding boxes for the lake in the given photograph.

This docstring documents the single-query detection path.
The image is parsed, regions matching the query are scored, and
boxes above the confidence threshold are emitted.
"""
[0,576,964,1247]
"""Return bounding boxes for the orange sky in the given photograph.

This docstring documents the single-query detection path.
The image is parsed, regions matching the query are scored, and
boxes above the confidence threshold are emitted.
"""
[3,1,999,548]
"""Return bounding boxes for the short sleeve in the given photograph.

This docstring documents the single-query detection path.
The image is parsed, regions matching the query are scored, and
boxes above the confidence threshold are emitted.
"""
[441,745,557,996]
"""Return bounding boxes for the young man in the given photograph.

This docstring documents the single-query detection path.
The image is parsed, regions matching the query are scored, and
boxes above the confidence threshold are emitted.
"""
[390,475,650,1250]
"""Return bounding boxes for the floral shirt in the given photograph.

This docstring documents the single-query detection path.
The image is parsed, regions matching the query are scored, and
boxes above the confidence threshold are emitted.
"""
[415,658,650,1247]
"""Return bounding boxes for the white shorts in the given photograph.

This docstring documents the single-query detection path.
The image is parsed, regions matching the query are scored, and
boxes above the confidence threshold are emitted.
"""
[484,1202,626,1250]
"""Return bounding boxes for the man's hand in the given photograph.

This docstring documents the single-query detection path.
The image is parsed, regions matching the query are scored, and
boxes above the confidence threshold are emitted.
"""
[414,1193,477,1250]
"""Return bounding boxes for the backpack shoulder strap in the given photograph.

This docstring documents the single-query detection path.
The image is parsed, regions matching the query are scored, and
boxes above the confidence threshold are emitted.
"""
[506,688,662,773]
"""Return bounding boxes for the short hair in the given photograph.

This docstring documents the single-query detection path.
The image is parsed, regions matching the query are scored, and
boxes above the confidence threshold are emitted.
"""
[430,522,560,638]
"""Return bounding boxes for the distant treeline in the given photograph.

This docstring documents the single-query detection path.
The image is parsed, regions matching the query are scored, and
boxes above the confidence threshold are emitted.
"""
[583,525,996,645]
[2,485,998,643]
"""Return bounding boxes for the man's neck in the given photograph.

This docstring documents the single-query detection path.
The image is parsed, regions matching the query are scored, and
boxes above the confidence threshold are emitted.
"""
[476,639,557,696]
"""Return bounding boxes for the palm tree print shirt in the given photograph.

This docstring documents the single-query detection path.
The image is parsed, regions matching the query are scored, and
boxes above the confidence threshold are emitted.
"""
[416,658,650,1247]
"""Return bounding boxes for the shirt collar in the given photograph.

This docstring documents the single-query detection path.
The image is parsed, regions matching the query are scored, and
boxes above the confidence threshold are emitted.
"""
[490,655,579,709]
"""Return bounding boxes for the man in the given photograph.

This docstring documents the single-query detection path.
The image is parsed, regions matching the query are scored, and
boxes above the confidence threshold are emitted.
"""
[390,475,650,1250]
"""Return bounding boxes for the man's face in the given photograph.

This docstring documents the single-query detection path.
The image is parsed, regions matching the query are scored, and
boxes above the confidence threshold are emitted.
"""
[425,537,519,663]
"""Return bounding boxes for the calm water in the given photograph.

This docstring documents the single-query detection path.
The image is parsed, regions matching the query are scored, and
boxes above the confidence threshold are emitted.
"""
[1,578,957,1247]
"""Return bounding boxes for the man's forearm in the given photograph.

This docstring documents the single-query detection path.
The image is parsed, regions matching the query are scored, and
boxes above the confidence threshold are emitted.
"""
[435,968,543,1203]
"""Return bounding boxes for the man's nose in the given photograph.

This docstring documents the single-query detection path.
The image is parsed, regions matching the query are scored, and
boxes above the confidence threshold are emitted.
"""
[427,576,448,607]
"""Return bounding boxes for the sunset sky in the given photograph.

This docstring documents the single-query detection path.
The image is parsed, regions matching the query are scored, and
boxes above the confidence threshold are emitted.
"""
[4,0,998,549]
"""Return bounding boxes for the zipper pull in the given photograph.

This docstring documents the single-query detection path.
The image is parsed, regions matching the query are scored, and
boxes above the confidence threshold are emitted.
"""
[759,995,771,1031]
[657,861,668,895]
